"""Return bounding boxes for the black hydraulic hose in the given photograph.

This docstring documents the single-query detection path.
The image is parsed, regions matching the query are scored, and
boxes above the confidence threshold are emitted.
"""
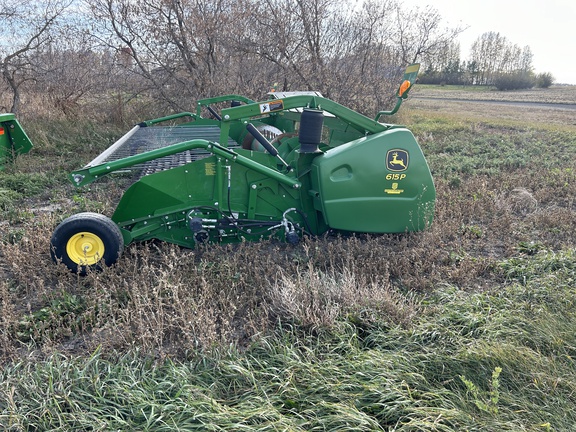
[206,106,222,121]
[246,123,279,156]
[246,123,292,171]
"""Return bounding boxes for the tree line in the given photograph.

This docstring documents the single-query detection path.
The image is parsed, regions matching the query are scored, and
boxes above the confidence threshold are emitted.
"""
[0,0,554,119]
[418,32,554,90]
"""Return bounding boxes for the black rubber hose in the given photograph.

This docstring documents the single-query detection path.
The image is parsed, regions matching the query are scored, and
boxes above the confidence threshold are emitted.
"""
[246,123,278,157]
[207,106,222,121]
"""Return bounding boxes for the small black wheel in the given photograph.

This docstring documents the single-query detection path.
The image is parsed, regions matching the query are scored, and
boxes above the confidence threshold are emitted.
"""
[50,212,124,275]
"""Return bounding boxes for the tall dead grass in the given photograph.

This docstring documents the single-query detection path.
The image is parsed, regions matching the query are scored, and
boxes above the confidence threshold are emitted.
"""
[3,158,575,361]
[2,107,576,362]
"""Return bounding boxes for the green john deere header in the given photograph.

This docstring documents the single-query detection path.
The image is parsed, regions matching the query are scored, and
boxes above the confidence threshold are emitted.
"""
[50,63,436,274]
[0,113,33,169]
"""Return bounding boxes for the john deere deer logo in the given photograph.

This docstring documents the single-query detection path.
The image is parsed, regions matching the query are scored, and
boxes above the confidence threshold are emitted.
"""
[386,149,409,172]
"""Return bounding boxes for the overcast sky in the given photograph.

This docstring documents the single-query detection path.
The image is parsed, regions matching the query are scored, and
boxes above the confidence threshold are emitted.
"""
[402,0,576,85]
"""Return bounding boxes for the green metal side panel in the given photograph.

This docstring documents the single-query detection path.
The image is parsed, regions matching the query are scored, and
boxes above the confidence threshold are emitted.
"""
[0,114,33,169]
[110,150,308,247]
[111,156,219,247]
[311,128,435,233]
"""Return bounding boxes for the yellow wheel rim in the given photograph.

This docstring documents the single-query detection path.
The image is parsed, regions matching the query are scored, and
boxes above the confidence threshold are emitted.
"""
[66,232,105,265]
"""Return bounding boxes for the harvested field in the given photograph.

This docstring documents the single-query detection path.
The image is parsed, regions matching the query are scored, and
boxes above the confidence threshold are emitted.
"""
[412,84,576,104]
[1,85,576,430]
[408,85,576,127]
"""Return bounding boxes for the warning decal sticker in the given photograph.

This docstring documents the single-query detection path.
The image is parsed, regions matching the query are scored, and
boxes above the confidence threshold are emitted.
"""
[259,100,284,114]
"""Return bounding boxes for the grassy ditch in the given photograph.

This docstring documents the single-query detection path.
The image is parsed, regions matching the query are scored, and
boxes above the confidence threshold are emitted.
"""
[1,93,576,430]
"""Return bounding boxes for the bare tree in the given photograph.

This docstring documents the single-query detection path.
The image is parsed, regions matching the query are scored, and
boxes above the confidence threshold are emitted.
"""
[240,0,463,110]
[87,0,245,110]
[31,37,120,117]
[0,0,468,118]
[0,0,70,113]
[82,0,464,116]
[233,0,337,93]
[234,0,403,113]
[469,32,534,85]
[392,4,464,66]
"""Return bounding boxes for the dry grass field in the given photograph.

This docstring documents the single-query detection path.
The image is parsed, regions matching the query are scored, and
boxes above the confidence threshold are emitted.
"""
[1,85,576,430]
[409,85,576,127]
[413,84,576,104]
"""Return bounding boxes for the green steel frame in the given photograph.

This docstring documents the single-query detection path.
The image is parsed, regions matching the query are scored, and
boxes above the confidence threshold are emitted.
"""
[53,63,435,266]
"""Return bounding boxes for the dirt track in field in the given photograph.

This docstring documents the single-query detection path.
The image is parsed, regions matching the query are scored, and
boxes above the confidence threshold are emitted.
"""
[406,86,576,127]
[412,85,576,104]
[413,97,576,111]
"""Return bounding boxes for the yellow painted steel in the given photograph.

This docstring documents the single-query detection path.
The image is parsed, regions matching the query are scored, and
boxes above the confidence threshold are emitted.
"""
[66,232,105,265]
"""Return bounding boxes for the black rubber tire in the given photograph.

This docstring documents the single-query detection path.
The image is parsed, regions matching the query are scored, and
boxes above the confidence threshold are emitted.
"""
[50,212,124,275]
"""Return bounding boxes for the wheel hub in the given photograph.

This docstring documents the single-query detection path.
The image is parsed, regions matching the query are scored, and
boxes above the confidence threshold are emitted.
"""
[66,232,105,265]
